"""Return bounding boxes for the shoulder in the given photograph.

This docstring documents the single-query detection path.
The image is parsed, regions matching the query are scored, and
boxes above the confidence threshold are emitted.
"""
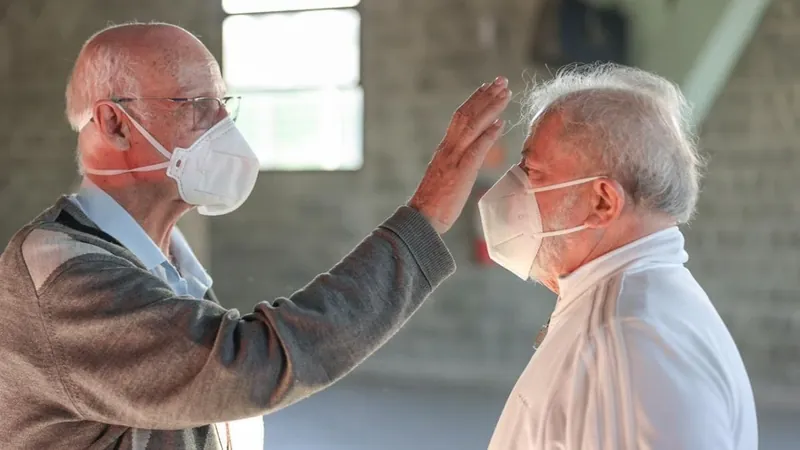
[577,316,732,408]
[592,266,724,371]
[18,224,181,318]
[20,225,121,294]
[573,317,740,448]
[613,264,706,318]
[580,316,693,371]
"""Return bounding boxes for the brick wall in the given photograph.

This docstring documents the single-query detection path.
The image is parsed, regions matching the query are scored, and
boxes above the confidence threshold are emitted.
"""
[1,0,799,408]
[686,0,800,408]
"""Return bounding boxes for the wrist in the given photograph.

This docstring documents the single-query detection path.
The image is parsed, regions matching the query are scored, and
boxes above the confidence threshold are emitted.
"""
[406,202,449,235]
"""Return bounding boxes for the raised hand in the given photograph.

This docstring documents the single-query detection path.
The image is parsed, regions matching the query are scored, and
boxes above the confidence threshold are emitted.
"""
[409,76,511,234]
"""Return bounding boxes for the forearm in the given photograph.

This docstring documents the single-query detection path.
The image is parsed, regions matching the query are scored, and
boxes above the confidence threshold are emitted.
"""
[42,206,455,427]
[258,206,455,394]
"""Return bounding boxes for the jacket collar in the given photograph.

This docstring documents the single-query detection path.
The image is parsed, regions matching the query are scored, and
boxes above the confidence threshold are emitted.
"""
[553,227,688,318]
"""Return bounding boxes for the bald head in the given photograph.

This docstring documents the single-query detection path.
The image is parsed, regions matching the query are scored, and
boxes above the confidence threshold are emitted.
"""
[65,22,225,131]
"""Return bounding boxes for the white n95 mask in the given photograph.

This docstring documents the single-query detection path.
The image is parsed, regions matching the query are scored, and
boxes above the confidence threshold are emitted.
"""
[84,111,260,216]
[477,166,600,280]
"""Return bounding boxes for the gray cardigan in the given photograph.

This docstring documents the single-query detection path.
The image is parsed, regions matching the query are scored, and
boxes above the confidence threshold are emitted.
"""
[0,197,455,449]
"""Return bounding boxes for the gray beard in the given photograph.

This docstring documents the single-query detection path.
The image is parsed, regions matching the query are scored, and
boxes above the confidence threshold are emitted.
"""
[528,190,580,282]
[530,234,568,282]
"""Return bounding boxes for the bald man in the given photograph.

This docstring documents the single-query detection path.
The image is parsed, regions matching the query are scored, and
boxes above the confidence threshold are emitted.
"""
[0,22,511,450]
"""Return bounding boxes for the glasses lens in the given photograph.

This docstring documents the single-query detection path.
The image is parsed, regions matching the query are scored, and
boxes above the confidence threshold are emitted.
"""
[193,98,221,130]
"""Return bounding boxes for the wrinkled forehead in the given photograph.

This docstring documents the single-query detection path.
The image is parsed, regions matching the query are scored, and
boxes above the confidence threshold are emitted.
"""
[521,111,562,165]
[139,53,226,98]
[108,29,224,98]
[521,111,586,176]
[83,24,227,98]
[177,58,227,98]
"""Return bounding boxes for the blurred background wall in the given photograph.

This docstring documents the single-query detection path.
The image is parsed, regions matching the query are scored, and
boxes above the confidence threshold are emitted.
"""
[2,0,800,448]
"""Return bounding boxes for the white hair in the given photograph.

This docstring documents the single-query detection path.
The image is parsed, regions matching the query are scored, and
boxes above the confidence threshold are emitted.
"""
[65,24,148,131]
[64,21,213,132]
[65,22,222,175]
[522,63,704,224]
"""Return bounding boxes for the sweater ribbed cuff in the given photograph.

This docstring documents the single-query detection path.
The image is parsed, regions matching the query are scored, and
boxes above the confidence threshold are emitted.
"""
[379,206,456,289]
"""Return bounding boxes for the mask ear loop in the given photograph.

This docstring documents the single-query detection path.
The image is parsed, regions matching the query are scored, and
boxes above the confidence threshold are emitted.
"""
[526,176,603,237]
[526,176,603,194]
[117,107,174,161]
[533,224,590,238]
[83,162,171,176]
[81,105,175,176]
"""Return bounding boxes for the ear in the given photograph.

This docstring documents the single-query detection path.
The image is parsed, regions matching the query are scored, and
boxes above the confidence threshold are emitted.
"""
[585,179,625,228]
[92,102,131,151]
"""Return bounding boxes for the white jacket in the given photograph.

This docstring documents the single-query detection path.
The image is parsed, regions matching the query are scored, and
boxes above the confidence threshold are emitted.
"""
[488,227,757,450]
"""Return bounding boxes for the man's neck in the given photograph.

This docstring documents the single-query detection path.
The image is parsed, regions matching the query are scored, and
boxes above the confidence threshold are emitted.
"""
[545,213,676,295]
[89,177,190,255]
[584,215,676,268]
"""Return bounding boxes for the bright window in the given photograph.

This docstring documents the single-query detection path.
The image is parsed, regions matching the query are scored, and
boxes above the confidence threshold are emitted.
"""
[222,1,363,171]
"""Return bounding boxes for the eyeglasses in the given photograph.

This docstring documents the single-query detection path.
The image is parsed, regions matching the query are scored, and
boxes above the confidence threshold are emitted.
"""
[111,96,242,131]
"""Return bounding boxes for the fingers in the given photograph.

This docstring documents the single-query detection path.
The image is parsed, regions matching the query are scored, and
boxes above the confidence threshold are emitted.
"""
[444,77,511,152]
[459,119,505,169]
[464,77,508,114]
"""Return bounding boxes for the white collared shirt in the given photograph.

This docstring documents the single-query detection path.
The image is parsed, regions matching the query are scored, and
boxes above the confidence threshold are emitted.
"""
[488,228,757,450]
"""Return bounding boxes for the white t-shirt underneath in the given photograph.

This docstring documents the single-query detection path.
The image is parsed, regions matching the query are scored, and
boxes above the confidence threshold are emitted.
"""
[488,228,757,450]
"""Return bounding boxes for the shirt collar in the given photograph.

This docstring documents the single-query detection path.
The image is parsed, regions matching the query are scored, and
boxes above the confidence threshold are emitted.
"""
[554,227,688,314]
[70,180,213,293]
[70,179,213,298]
[72,178,167,271]
[170,225,213,291]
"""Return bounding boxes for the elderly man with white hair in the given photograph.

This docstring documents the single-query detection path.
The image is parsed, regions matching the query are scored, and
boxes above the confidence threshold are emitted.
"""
[0,22,511,449]
[482,64,757,449]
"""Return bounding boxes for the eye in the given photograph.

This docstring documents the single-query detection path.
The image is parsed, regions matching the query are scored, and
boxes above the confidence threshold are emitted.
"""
[193,99,217,127]
[527,168,544,179]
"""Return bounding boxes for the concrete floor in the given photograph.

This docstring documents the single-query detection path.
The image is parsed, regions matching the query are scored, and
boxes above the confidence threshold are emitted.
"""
[263,378,800,450]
